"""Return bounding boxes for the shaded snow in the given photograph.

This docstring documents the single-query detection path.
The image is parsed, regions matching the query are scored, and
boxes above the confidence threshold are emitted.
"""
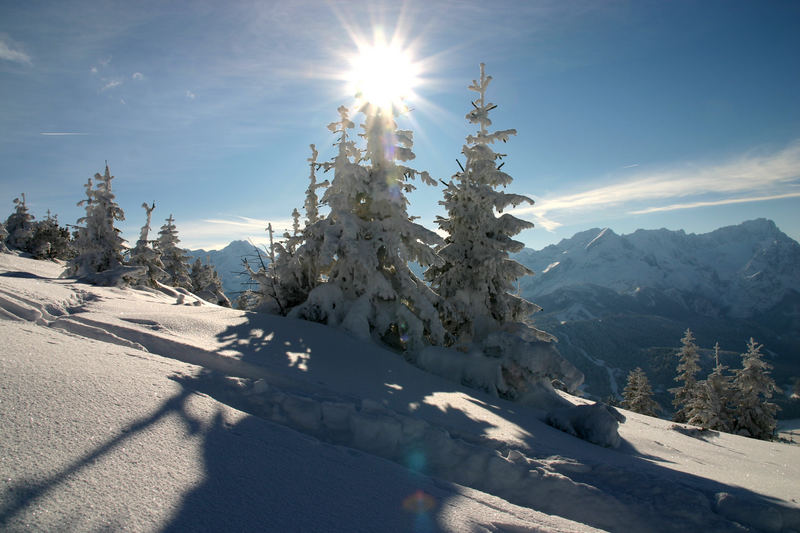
[2,254,799,532]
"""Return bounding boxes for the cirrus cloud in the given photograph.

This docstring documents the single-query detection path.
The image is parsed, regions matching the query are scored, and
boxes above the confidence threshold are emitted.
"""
[512,141,800,231]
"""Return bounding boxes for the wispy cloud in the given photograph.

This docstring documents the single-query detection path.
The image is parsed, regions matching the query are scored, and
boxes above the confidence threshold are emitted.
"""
[40,132,87,136]
[186,90,196,100]
[630,192,800,215]
[512,141,800,230]
[101,79,122,91]
[179,216,295,250]
[0,36,31,65]
[132,72,144,80]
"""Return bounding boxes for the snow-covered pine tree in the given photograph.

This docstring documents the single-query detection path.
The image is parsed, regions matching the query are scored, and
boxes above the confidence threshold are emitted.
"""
[29,211,72,260]
[732,338,780,440]
[128,202,167,287]
[669,328,701,423]
[156,214,193,290]
[0,220,8,252]
[621,367,660,416]
[246,145,332,315]
[687,342,734,432]
[425,63,544,345]
[190,257,231,307]
[5,193,35,251]
[242,222,285,314]
[294,103,445,351]
[304,144,329,226]
[66,164,135,284]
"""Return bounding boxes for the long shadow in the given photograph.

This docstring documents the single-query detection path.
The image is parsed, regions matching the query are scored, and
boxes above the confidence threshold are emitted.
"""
[198,313,800,532]
[0,271,49,280]
[0,388,201,529]
[161,406,447,532]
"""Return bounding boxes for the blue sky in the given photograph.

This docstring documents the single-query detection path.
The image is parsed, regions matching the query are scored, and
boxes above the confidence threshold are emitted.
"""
[1,0,799,250]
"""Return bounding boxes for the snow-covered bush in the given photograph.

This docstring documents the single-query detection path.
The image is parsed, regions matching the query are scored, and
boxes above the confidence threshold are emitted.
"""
[670,328,701,423]
[156,214,193,290]
[621,367,660,417]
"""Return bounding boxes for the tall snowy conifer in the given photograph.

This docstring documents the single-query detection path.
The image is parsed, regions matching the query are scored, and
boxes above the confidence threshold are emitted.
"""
[621,367,660,417]
[304,144,328,226]
[295,103,445,350]
[5,193,35,251]
[66,164,129,280]
[425,63,544,345]
[670,328,701,423]
[732,338,779,440]
[190,257,231,307]
[687,342,734,432]
[156,214,192,290]
[0,220,8,252]
[129,202,167,287]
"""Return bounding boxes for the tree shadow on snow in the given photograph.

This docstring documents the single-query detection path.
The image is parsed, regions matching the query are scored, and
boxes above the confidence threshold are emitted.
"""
[0,388,201,530]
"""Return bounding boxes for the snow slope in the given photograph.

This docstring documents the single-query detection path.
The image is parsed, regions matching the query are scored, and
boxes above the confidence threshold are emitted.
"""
[1,253,799,532]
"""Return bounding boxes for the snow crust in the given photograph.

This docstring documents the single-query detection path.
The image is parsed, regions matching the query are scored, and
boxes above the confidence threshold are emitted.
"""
[2,254,799,532]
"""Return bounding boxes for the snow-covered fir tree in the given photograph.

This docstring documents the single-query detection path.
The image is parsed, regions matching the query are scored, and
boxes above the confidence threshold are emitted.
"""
[5,193,35,251]
[246,146,331,315]
[425,63,544,345]
[732,338,780,440]
[0,220,8,252]
[670,328,701,423]
[156,214,193,290]
[687,342,734,432]
[128,202,167,287]
[190,257,231,307]
[29,211,72,260]
[621,367,660,416]
[304,144,329,226]
[294,103,445,351]
[66,164,133,282]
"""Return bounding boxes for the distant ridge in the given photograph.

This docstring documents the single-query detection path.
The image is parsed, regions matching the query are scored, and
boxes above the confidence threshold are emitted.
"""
[513,219,800,414]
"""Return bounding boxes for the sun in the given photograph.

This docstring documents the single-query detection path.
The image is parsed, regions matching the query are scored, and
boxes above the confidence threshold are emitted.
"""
[346,37,420,114]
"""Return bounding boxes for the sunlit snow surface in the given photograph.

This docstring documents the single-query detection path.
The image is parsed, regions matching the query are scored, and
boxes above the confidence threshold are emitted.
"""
[1,253,799,532]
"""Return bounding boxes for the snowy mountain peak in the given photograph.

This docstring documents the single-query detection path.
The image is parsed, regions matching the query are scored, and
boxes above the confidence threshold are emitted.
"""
[518,219,800,318]
[585,227,610,250]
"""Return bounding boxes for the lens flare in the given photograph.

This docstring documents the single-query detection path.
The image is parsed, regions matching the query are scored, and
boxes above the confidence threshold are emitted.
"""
[402,490,436,513]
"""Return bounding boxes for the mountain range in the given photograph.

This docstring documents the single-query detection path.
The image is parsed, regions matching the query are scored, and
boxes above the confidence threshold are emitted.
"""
[190,219,800,417]
[515,218,800,416]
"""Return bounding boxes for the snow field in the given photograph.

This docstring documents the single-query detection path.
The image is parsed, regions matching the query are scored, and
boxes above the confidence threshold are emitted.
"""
[2,253,800,532]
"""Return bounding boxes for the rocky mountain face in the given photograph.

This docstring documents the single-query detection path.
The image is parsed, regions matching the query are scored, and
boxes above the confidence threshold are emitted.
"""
[515,219,800,417]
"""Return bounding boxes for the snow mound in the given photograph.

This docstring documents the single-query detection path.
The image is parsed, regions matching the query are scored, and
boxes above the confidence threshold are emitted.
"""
[546,403,626,448]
